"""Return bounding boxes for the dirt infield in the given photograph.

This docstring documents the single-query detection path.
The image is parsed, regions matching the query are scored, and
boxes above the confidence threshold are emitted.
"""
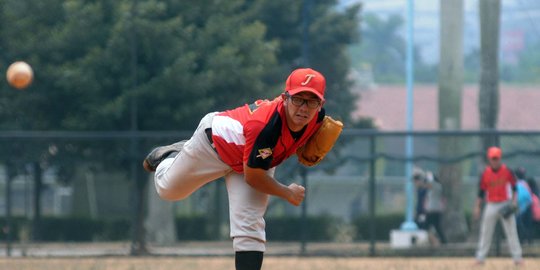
[0,257,537,270]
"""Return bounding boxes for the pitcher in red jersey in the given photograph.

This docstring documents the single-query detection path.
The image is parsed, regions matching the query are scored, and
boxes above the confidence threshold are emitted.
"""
[143,68,333,270]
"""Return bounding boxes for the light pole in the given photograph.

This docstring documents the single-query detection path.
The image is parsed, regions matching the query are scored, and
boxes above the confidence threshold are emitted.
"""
[400,0,418,231]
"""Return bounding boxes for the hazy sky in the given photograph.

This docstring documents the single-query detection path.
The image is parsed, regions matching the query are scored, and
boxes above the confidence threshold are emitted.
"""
[341,0,540,64]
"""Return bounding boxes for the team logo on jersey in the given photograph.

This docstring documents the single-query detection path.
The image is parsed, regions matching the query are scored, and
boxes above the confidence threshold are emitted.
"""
[257,148,273,159]
[248,100,265,114]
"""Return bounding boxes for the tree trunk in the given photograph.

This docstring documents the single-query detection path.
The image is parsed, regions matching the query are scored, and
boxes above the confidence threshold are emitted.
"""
[469,0,501,243]
[438,0,467,242]
[479,0,501,149]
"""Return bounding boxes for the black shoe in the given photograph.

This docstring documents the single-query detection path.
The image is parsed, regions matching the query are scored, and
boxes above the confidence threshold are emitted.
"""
[142,140,187,172]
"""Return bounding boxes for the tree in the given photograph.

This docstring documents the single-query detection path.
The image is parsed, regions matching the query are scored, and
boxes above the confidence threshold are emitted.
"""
[0,0,76,241]
[348,12,436,84]
[438,0,467,242]
[504,41,540,83]
[248,0,361,124]
[1,0,360,146]
[350,13,405,83]
[0,0,278,251]
[479,0,501,150]
[0,0,362,249]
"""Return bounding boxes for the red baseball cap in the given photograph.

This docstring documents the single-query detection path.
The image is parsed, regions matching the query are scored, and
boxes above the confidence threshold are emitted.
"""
[285,68,326,101]
[487,146,502,159]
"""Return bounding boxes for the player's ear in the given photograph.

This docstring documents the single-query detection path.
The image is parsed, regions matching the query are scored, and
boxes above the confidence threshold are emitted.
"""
[281,92,289,107]
[319,100,325,111]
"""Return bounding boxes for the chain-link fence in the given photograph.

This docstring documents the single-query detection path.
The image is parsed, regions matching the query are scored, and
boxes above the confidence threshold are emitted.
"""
[1,130,539,256]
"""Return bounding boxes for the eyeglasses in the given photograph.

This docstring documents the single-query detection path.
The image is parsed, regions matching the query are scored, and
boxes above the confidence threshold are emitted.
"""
[285,93,322,109]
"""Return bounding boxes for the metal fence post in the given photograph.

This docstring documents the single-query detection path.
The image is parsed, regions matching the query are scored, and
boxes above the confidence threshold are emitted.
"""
[300,167,308,255]
[5,165,13,257]
[369,135,377,256]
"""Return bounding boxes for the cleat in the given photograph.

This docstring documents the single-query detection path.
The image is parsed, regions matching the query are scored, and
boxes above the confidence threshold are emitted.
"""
[143,140,187,172]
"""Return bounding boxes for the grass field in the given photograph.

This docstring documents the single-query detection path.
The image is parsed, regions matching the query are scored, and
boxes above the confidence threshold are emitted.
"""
[0,257,536,270]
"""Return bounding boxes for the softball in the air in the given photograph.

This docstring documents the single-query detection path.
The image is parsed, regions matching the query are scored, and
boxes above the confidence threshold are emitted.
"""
[6,61,33,89]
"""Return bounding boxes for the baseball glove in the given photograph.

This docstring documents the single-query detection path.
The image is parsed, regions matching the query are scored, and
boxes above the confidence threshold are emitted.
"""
[297,116,343,167]
[499,203,517,219]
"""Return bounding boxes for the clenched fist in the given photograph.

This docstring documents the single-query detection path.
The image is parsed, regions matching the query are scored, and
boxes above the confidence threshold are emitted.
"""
[286,183,305,206]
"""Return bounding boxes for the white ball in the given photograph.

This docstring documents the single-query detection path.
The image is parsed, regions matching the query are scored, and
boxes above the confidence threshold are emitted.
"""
[6,61,33,89]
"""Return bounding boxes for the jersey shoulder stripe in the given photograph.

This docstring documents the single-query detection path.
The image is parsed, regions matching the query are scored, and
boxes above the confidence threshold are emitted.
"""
[212,115,246,145]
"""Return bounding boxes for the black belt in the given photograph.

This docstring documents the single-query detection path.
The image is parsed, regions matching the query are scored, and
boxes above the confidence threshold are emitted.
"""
[205,128,215,148]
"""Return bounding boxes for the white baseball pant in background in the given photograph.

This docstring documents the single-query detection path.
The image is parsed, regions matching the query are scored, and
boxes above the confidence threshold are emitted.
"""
[476,201,522,262]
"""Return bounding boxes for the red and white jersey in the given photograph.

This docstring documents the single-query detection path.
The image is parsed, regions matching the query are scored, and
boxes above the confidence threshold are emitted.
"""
[479,164,517,202]
[211,96,324,173]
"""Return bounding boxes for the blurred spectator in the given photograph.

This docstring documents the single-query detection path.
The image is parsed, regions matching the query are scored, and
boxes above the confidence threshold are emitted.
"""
[413,168,427,229]
[526,177,540,223]
[526,177,539,197]
[424,171,447,245]
[514,167,533,245]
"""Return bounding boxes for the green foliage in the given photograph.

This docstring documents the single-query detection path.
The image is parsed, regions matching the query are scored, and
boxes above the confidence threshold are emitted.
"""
[353,213,403,241]
[99,218,132,241]
[266,215,338,241]
[501,41,540,83]
[175,215,212,240]
[1,0,360,130]
[0,217,130,242]
[39,217,102,241]
[350,116,376,129]
[0,0,362,172]
[0,216,28,241]
[0,215,339,242]
[250,0,361,124]
[349,13,438,84]
[6,213,515,243]
[349,13,405,83]
[0,2,362,241]
[0,0,277,132]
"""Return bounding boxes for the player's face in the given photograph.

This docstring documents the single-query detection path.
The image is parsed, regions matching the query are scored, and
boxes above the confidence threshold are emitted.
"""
[284,91,322,131]
[489,157,501,169]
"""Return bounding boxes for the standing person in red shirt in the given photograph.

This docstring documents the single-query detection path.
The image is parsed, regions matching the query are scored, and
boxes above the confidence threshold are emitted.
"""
[474,146,522,265]
[142,68,340,270]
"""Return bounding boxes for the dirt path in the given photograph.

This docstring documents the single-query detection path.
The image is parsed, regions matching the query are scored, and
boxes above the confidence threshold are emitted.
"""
[0,257,536,270]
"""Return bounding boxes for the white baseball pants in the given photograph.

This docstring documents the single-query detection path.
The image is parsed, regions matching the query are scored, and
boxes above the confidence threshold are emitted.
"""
[476,201,522,262]
[154,112,273,252]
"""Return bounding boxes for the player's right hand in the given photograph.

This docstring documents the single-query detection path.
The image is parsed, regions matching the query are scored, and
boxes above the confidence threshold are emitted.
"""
[286,183,305,206]
[473,205,481,220]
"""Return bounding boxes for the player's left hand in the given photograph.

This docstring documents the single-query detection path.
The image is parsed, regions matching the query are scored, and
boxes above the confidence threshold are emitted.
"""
[512,198,518,208]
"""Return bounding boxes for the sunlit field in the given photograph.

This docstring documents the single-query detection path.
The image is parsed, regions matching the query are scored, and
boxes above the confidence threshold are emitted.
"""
[0,257,537,270]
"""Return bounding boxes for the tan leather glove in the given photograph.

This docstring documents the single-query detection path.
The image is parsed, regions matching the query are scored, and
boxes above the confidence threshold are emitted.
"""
[297,116,343,166]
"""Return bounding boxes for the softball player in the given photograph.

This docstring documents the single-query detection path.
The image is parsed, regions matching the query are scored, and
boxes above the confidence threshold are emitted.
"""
[143,68,331,270]
[474,146,522,265]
